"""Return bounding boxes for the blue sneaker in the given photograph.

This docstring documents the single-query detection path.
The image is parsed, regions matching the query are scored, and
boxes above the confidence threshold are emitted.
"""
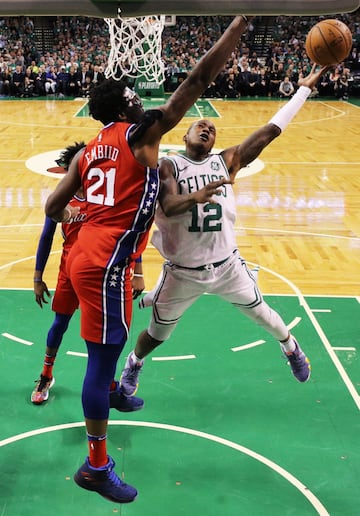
[109,384,144,412]
[120,353,144,396]
[283,339,311,383]
[74,456,137,503]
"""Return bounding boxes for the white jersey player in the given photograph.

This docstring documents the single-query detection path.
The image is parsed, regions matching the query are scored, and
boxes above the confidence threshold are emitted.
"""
[120,64,330,394]
[152,153,237,268]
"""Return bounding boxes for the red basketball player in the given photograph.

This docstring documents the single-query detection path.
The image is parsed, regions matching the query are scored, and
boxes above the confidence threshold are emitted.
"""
[45,15,254,504]
[32,142,144,412]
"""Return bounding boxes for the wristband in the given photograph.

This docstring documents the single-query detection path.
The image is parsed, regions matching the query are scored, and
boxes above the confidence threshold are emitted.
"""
[133,274,143,278]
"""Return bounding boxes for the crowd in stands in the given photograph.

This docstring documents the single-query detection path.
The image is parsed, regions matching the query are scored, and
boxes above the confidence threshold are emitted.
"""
[0,12,359,100]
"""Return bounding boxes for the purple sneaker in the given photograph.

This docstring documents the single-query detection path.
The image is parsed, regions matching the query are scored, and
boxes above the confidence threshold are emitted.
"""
[74,456,137,503]
[109,383,144,412]
[120,354,144,396]
[283,339,311,383]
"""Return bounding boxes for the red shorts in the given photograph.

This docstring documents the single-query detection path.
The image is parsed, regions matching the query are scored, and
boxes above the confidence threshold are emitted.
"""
[67,242,133,345]
[52,267,79,315]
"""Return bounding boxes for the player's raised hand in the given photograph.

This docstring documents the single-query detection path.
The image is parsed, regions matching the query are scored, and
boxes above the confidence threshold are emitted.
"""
[298,63,332,89]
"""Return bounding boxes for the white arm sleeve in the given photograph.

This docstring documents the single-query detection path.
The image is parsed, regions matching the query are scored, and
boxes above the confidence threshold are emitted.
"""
[268,86,312,132]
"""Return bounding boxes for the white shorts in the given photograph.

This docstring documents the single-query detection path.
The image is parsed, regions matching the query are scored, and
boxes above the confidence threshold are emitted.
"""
[148,250,262,341]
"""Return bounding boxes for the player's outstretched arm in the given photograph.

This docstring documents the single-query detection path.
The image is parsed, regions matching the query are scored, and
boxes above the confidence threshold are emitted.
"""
[222,63,331,179]
[154,16,254,138]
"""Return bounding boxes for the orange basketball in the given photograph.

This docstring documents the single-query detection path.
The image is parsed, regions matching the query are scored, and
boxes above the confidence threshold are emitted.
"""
[305,19,352,66]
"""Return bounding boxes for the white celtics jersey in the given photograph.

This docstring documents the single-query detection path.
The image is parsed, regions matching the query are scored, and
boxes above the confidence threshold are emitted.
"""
[151,153,237,268]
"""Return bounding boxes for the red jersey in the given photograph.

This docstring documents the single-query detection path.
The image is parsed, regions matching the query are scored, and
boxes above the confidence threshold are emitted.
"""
[60,195,87,262]
[77,122,160,268]
[52,195,87,315]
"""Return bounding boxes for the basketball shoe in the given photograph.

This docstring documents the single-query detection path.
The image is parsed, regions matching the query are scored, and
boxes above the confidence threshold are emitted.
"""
[282,339,311,382]
[109,382,144,412]
[31,375,55,404]
[74,456,137,503]
[120,352,144,396]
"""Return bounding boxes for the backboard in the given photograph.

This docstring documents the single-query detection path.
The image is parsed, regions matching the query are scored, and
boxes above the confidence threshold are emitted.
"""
[0,0,359,17]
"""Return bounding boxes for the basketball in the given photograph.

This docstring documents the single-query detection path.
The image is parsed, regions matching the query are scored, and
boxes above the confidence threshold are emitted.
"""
[305,19,352,66]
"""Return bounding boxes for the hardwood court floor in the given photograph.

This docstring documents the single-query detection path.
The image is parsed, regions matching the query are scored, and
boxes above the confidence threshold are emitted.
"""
[0,96,359,295]
[0,97,360,515]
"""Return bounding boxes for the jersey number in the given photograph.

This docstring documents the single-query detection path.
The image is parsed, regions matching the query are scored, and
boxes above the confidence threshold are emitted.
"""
[87,167,115,206]
[188,203,222,232]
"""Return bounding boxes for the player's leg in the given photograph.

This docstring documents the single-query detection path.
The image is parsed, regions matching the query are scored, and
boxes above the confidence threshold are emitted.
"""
[69,250,139,502]
[216,252,310,382]
[31,270,77,404]
[120,264,203,395]
[138,263,166,309]
[74,341,137,503]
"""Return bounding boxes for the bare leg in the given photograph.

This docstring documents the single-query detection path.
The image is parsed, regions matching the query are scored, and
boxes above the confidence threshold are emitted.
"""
[134,329,163,360]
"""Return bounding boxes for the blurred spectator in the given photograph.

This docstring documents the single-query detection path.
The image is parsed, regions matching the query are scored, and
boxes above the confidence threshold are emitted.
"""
[334,73,349,100]
[80,75,92,97]
[66,65,81,96]
[0,13,359,99]
[256,67,271,97]
[269,62,285,97]
[56,65,68,96]
[34,64,47,96]
[279,76,295,98]
[45,65,57,94]
[10,64,25,97]
[0,64,11,96]
[317,71,332,96]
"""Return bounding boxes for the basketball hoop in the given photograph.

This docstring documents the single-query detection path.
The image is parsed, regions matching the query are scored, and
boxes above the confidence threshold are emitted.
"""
[105,14,166,85]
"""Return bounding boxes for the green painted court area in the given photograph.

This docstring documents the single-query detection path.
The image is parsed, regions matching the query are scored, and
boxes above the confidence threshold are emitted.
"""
[75,98,220,118]
[1,290,360,516]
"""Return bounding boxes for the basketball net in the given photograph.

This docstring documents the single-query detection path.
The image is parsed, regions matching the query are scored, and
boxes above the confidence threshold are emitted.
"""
[105,15,166,84]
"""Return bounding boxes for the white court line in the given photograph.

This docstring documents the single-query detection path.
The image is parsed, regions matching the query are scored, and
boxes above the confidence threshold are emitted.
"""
[0,224,44,228]
[66,351,88,358]
[0,250,61,271]
[246,261,360,411]
[311,309,332,313]
[238,226,360,242]
[332,347,356,351]
[356,297,360,304]
[287,316,301,330]
[2,332,33,345]
[265,161,360,165]
[0,420,330,515]
[152,355,196,361]
[205,100,222,118]
[232,340,265,352]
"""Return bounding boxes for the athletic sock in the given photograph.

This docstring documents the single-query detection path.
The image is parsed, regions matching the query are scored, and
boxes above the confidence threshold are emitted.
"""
[87,433,108,468]
[109,380,118,392]
[131,351,144,365]
[42,353,56,378]
[280,335,296,354]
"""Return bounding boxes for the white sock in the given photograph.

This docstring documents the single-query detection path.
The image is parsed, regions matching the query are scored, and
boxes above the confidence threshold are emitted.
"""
[129,351,144,365]
[280,335,296,353]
